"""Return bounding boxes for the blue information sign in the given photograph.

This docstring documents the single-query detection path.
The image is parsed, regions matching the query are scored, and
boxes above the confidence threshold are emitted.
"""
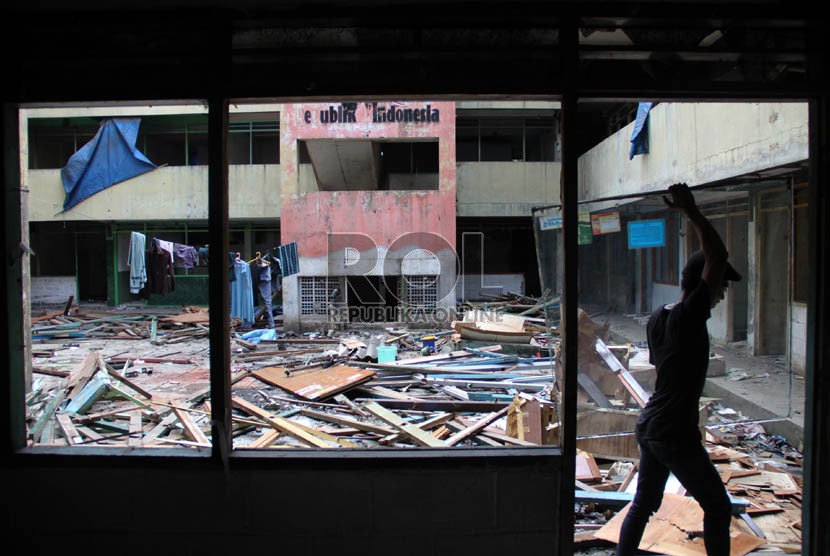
[628,219,666,249]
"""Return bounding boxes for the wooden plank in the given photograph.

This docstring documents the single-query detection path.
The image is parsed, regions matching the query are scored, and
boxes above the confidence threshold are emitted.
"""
[231,396,336,448]
[172,406,210,445]
[449,420,503,446]
[354,385,430,401]
[480,430,538,447]
[577,432,640,461]
[576,406,640,436]
[56,413,84,445]
[33,308,76,323]
[64,375,109,415]
[379,412,455,445]
[730,470,799,491]
[284,420,361,448]
[576,451,603,483]
[104,384,152,410]
[576,490,750,513]
[333,393,370,417]
[445,405,510,446]
[103,363,153,399]
[76,425,105,443]
[750,510,802,545]
[738,512,766,538]
[577,372,614,408]
[234,338,258,351]
[392,345,503,366]
[65,351,101,401]
[575,479,600,493]
[354,398,509,413]
[252,365,376,401]
[594,493,763,556]
[362,401,448,448]
[107,356,193,365]
[299,408,396,436]
[143,412,180,443]
[129,411,143,447]
[595,338,650,407]
[244,429,281,448]
[33,367,70,378]
[506,396,547,444]
[158,311,210,324]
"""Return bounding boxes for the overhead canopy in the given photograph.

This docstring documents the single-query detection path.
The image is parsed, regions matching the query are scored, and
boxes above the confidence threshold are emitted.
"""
[61,118,157,211]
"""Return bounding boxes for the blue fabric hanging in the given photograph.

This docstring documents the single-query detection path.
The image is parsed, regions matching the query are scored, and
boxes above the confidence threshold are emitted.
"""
[277,241,300,277]
[61,118,157,211]
[230,260,255,327]
[629,102,653,160]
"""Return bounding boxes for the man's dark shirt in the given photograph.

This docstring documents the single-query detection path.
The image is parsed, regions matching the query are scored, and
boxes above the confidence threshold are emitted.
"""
[637,281,712,441]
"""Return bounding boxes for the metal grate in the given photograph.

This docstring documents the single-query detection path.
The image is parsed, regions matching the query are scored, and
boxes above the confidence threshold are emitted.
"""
[300,276,341,315]
[402,275,438,309]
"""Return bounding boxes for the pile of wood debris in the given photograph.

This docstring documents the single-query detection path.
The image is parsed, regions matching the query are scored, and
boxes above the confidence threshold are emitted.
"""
[572,414,803,554]
[25,300,803,554]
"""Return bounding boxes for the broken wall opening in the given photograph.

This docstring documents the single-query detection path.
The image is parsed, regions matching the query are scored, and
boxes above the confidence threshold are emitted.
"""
[345,275,399,323]
[298,138,439,191]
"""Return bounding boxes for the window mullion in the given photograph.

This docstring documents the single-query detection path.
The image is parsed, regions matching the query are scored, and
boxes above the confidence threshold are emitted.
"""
[208,97,231,462]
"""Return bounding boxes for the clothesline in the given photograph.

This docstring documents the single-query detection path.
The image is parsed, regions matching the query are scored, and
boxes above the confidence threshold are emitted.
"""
[126,231,204,299]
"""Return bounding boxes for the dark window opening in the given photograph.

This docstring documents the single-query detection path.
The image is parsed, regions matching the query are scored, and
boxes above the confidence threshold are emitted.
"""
[379,141,439,190]
[456,118,479,162]
[480,119,524,161]
[228,119,279,165]
[346,276,400,322]
[455,115,559,162]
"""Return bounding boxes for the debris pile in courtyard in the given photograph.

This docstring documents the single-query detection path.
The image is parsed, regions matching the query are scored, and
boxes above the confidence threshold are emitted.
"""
[25,300,803,554]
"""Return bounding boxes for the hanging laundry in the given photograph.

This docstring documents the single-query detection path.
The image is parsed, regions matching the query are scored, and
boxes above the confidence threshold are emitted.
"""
[255,258,275,328]
[228,251,238,282]
[230,258,254,327]
[198,245,210,265]
[173,243,199,269]
[154,238,175,262]
[277,241,300,277]
[127,231,147,294]
[146,240,176,295]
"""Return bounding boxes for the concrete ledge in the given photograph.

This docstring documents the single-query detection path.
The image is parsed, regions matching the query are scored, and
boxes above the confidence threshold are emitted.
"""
[703,379,804,449]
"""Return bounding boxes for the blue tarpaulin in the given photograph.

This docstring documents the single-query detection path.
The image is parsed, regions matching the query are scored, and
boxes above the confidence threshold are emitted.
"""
[61,118,157,211]
[629,102,653,160]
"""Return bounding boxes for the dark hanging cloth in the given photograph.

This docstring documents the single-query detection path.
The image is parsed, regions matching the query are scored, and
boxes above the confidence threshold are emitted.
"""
[629,102,653,160]
[277,241,299,277]
[145,240,176,295]
[174,243,199,269]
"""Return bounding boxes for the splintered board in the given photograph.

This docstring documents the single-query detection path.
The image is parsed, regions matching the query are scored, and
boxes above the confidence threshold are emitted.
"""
[594,493,766,556]
[252,365,376,401]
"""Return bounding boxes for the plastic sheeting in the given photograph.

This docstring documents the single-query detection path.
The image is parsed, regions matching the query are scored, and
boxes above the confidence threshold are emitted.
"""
[61,118,157,211]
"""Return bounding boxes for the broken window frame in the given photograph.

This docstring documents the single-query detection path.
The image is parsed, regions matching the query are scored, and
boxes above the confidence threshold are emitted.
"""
[10,96,568,459]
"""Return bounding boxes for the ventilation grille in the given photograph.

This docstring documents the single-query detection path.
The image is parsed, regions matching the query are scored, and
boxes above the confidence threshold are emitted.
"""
[403,275,438,309]
[300,276,340,315]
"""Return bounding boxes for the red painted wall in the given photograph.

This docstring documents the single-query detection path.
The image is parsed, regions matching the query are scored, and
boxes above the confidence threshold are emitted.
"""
[280,101,457,260]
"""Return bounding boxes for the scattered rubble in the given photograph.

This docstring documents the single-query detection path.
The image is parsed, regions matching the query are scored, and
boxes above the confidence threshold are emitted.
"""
[26,295,803,554]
